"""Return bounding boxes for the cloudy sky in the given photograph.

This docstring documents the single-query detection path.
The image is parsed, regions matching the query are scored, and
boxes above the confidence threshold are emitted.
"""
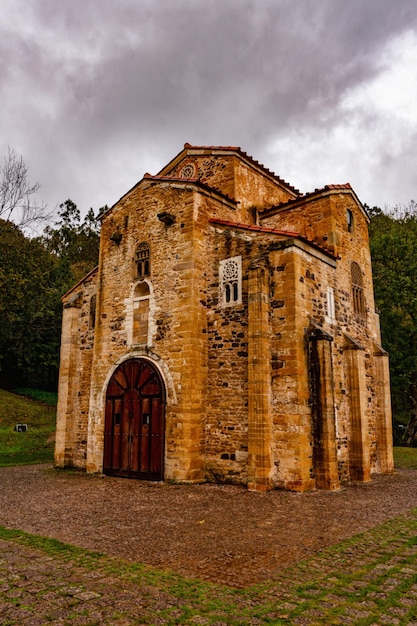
[1,0,417,221]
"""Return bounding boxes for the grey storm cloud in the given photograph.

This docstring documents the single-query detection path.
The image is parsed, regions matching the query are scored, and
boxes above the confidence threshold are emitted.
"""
[1,0,417,216]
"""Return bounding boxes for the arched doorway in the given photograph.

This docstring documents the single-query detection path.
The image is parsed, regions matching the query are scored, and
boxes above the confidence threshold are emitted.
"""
[103,358,165,479]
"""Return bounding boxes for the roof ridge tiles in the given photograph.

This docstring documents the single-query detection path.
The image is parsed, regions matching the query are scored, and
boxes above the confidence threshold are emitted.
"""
[142,173,237,204]
[182,144,300,196]
[208,218,337,258]
[261,182,355,214]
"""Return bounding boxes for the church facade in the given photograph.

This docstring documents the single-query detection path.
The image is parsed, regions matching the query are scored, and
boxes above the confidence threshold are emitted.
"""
[54,144,394,491]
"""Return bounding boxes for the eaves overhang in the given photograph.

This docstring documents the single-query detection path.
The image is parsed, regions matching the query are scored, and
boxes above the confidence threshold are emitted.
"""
[158,143,300,197]
[209,218,339,262]
[261,183,369,223]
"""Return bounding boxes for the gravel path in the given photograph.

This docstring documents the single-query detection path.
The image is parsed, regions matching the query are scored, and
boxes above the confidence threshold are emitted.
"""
[1,464,417,587]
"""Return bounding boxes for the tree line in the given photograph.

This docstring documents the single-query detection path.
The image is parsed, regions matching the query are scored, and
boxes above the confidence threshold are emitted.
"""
[369,203,417,445]
[1,150,416,444]
[0,149,101,390]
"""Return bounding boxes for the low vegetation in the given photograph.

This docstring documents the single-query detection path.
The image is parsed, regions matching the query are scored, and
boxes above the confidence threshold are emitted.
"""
[0,385,414,471]
[0,388,56,466]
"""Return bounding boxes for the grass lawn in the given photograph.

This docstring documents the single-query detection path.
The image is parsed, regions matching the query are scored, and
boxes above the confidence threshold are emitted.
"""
[0,386,415,472]
[0,388,56,466]
[393,445,417,469]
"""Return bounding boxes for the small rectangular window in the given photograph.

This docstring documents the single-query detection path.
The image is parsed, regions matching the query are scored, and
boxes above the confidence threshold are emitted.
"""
[326,286,336,324]
[347,209,354,233]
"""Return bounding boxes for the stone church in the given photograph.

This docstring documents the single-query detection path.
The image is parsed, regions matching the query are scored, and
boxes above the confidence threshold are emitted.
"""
[55,144,394,492]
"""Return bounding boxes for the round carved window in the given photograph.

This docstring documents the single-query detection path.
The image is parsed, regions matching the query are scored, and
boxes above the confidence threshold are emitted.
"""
[180,162,196,178]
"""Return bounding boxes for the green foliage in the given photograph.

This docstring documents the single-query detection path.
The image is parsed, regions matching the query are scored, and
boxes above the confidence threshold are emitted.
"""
[13,387,58,406]
[0,219,62,388]
[0,388,56,466]
[0,195,101,389]
[369,202,417,444]
[42,199,101,287]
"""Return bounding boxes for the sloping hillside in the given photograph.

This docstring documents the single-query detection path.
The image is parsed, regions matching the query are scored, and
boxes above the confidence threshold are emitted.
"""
[0,389,56,466]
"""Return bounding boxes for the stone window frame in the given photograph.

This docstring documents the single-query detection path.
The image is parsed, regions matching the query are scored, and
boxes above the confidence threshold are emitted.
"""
[325,286,336,324]
[347,208,354,233]
[179,161,197,179]
[89,294,97,330]
[219,256,242,307]
[135,242,151,279]
[351,261,366,318]
[132,280,151,346]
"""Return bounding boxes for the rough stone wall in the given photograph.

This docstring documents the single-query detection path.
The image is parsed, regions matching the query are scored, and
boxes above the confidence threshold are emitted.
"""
[168,153,296,222]
[233,158,296,215]
[268,244,334,490]
[55,270,97,468]
[85,183,242,481]
[263,191,393,484]
[56,147,393,490]
[204,226,252,484]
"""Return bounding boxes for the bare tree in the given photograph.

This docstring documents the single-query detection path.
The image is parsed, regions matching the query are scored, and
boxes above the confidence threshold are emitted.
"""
[0,147,52,231]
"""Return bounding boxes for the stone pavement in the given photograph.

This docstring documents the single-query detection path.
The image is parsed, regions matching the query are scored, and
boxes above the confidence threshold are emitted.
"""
[3,464,417,588]
[2,495,417,624]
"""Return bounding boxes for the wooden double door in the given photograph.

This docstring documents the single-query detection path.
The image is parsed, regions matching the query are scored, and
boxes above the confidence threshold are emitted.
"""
[103,359,165,480]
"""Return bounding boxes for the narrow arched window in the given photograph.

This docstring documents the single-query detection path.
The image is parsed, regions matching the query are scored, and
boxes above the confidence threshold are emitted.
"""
[347,209,354,233]
[135,242,150,279]
[133,282,150,344]
[89,294,97,330]
[351,262,366,317]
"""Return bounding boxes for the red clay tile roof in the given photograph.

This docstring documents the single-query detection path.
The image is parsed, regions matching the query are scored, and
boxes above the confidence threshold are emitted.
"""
[142,173,237,205]
[210,218,299,238]
[162,144,301,197]
[209,218,338,258]
[261,183,359,216]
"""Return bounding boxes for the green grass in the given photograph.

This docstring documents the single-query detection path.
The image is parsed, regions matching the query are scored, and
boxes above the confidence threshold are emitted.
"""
[0,388,56,466]
[393,445,417,469]
[13,387,58,406]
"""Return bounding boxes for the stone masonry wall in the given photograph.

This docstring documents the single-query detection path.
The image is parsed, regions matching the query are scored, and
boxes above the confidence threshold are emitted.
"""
[263,191,390,484]
[55,269,97,468]
[86,182,246,480]
[167,153,296,222]
[56,148,393,489]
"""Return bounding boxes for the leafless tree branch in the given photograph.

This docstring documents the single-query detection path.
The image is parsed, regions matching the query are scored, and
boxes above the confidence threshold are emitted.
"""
[0,147,53,232]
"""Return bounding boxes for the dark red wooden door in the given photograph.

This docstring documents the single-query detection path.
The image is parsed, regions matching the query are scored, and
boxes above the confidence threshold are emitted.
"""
[103,359,165,479]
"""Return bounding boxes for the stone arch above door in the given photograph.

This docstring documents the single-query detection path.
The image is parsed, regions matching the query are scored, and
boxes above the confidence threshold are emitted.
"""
[103,358,166,480]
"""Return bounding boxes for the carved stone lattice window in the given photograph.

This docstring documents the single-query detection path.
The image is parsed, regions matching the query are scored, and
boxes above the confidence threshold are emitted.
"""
[351,261,366,317]
[180,162,196,178]
[220,256,242,306]
[135,242,150,279]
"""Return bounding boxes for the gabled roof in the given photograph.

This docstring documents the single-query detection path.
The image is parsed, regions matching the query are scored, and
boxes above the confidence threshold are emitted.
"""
[209,218,338,259]
[158,143,301,197]
[261,183,368,221]
[141,173,237,206]
[61,265,98,301]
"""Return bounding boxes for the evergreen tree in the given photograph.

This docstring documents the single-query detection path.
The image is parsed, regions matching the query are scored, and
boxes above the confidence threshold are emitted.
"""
[369,202,417,445]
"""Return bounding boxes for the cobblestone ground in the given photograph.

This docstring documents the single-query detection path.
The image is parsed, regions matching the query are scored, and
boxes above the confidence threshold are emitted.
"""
[1,510,417,625]
[1,465,417,624]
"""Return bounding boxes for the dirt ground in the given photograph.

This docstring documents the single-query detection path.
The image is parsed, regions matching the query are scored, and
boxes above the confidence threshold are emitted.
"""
[1,464,417,588]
